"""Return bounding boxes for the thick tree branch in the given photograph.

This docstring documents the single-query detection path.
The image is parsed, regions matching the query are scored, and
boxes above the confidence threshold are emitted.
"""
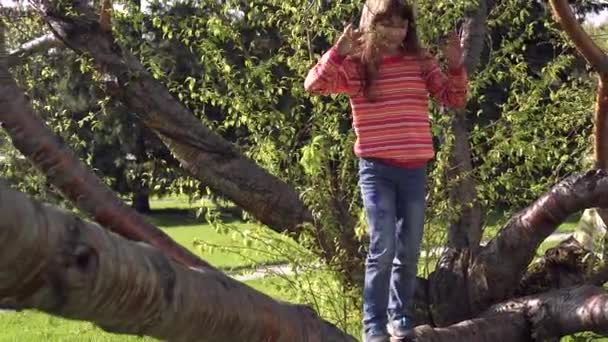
[478,170,608,306]
[412,286,608,341]
[548,0,608,75]
[8,33,62,68]
[0,23,210,270]
[0,180,355,342]
[35,0,313,236]
[428,171,608,326]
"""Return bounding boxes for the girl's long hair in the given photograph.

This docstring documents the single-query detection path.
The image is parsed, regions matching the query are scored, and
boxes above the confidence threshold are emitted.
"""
[357,0,422,100]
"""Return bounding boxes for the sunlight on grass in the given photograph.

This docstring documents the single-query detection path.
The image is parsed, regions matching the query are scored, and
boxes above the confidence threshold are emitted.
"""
[142,196,293,270]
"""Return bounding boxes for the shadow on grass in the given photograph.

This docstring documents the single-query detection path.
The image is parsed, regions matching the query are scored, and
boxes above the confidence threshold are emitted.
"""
[143,207,243,228]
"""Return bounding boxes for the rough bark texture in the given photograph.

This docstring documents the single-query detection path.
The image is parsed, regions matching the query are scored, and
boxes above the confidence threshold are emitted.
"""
[406,286,608,342]
[445,0,497,250]
[0,26,210,270]
[0,180,356,342]
[36,1,312,236]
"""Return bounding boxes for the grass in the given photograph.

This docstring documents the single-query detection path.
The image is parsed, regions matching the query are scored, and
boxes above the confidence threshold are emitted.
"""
[144,196,292,270]
[480,210,582,243]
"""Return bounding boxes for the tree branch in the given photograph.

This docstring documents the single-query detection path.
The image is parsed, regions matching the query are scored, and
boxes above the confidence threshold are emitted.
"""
[0,180,355,342]
[594,76,608,170]
[548,0,608,75]
[478,170,608,306]
[34,0,313,236]
[412,285,608,341]
[0,24,211,270]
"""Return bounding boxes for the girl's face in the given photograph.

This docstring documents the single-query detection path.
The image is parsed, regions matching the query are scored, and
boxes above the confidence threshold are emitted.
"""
[373,15,408,53]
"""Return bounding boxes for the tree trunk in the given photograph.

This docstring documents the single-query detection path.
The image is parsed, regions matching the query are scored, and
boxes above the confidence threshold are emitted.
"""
[36,1,313,237]
[0,24,210,270]
[131,189,151,213]
[0,180,356,342]
[444,0,497,250]
[131,122,151,214]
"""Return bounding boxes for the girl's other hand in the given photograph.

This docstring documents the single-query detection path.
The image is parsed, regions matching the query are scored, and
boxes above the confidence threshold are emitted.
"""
[441,31,464,70]
[336,24,364,57]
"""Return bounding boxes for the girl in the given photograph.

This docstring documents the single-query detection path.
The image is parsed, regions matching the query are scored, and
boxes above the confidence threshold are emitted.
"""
[304,1,468,341]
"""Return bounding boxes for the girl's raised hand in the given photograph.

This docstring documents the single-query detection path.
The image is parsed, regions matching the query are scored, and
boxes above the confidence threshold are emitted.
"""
[336,24,364,57]
[441,31,464,70]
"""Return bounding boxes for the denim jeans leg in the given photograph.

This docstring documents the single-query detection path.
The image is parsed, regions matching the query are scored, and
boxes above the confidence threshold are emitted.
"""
[388,165,427,323]
[359,158,398,333]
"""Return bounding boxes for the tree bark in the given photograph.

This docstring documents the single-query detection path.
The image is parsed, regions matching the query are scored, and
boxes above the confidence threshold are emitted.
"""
[0,180,356,342]
[0,24,210,270]
[517,236,595,297]
[403,286,608,342]
[36,0,313,237]
[444,0,497,250]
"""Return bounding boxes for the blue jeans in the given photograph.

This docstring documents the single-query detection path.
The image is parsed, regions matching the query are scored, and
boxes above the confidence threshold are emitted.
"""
[358,157,427,333]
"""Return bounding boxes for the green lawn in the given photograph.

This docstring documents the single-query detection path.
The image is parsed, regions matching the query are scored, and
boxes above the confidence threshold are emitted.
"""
[481,210,581,242]
[144,196,292,270]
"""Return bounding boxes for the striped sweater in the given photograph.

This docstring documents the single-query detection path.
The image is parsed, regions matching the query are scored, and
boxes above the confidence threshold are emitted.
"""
[304,47,468,168]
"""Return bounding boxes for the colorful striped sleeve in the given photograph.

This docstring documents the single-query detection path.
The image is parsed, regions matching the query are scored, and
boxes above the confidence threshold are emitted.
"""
[423,57,468,109]
[304,47,356,95]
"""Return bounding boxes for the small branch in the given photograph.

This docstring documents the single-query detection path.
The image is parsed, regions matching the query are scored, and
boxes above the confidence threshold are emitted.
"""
[595,75,608,170]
